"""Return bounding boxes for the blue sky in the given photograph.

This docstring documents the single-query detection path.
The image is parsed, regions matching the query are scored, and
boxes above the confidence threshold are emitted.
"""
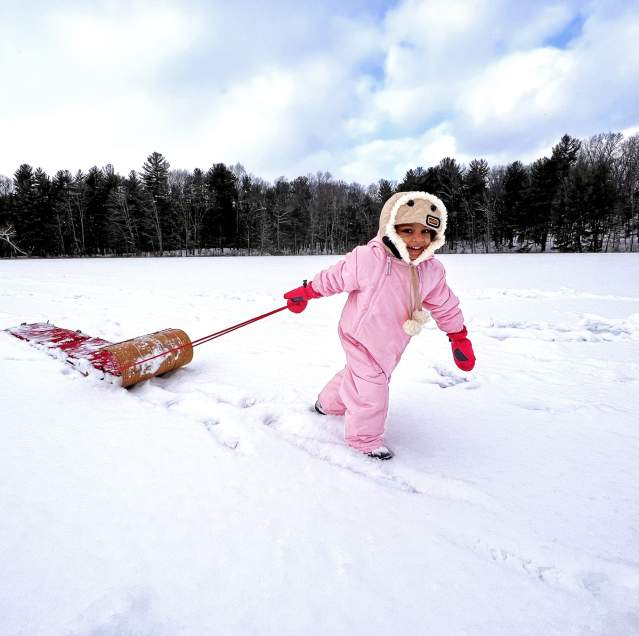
[1,0,638,184]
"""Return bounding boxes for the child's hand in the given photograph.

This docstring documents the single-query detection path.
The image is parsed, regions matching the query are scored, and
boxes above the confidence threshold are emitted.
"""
[447,326,475,371]
[283,281,321,313]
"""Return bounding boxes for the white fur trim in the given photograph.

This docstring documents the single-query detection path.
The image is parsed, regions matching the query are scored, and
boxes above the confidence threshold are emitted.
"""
[385,191,448,266]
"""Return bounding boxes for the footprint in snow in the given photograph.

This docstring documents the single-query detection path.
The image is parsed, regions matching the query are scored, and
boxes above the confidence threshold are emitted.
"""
[466,541,561,586]
[64,587,174,636]
[418,365,470,388]
[202,418,239,450]
[261,413,278,427]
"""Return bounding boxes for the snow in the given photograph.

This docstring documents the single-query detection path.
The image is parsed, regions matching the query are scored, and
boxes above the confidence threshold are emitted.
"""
[1,253,638,636]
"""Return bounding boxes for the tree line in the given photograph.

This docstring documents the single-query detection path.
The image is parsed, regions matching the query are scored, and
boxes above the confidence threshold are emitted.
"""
[1,131,637,258]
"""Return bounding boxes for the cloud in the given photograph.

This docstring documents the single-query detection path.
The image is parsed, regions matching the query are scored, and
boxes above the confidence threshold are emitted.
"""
[49,5,200,70]
[353,0,639,172]
[0,2,204,174]
[0,1,383,179]
[0,0,637,184]
[453,47,575,157]
[448,1,639,160]
[337,124,458,184]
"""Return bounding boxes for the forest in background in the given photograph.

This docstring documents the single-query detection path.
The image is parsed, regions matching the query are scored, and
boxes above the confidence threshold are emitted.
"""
[1,131,638,258]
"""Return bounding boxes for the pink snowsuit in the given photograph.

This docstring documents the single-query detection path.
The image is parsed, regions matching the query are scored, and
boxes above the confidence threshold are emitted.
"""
[311,236,464,452]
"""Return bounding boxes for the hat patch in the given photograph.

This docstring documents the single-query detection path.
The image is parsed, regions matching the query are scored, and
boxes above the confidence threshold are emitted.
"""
[426,214,441,229]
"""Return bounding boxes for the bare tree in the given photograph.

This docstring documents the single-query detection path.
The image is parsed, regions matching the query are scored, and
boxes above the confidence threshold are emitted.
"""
[0,175,13,197]
[272,178,290,253]
[617,134,639,251]
[482,166,506,252]
[107,186,138,253]
[169,169,191,253]
[0,224,28,255]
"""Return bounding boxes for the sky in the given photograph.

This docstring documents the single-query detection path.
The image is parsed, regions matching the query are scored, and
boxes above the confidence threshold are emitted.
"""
[1,0,638,185]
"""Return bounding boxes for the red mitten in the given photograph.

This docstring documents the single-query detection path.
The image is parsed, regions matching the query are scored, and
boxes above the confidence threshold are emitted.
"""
[447,326,475,371]
[284,280,321,313]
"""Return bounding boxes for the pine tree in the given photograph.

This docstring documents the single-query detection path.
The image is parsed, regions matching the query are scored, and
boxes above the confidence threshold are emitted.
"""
[203,163,238,250]
[523,158,556,251]
[500,161,528,249]
[83,166,117,255]
[106,171,141,255]
[141,152,172,254]
[51,170,74,255]
[462,159,489,252]
[436,158,465,250]
[550,135,581,251]
[12,164,38,255]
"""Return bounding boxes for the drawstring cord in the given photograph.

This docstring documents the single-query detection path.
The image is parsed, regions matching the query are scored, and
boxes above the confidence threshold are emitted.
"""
[119,305,289,373]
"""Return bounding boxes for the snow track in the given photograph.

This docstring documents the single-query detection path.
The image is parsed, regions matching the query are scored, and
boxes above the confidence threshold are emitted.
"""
[2,254,639,636]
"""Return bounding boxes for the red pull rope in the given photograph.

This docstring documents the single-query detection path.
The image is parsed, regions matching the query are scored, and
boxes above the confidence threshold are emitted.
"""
[120,305,289,373]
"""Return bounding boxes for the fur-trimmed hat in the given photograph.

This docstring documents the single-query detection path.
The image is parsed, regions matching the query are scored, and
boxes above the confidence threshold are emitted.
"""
[378,191,447,265]
[377,191,448,336]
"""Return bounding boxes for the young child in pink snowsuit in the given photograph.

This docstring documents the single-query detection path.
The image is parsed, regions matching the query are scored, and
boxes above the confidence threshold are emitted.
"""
[283,191,475,460]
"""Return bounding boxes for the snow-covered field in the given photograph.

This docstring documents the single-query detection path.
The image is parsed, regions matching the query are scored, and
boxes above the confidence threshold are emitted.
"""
[1,253,638,636]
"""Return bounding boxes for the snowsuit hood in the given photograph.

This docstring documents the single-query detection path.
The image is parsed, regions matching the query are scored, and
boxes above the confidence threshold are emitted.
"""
[376,191,448,335]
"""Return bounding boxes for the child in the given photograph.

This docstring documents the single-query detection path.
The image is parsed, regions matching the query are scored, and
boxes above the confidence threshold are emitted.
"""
[283,191,475,460]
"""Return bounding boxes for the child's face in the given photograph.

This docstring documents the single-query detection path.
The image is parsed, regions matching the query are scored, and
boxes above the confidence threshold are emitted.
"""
[395,223,432,260]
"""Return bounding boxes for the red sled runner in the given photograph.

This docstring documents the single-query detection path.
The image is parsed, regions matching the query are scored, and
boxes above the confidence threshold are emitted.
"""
[5,322,193,387]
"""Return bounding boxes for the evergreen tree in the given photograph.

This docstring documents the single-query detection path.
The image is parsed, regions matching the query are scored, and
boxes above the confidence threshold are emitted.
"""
[342,183,370,250]
[32,168,59,256]
[106,171,141,254]
[462,159,489,252]
[12,164,38,255]
[83,166,117,255]
[203,163,238,250]
[398,167,424,191]
[436,158,465,250]
[141,152,172,254]
[500,161,528,249]
[550,135,581,251]
[523,158,556,251]
[51,170,74,255]
[564,161,591,252]
[376,179,394,207]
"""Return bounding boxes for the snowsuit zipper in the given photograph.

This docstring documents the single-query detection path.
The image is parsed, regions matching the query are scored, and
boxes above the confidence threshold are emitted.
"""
[353,255,393,336]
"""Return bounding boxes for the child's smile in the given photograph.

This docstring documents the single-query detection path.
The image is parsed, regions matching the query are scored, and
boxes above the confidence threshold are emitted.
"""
[395,223,432,260]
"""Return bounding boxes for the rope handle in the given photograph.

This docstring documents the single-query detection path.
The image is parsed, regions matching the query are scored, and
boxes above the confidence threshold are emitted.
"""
[119,305,289,373]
